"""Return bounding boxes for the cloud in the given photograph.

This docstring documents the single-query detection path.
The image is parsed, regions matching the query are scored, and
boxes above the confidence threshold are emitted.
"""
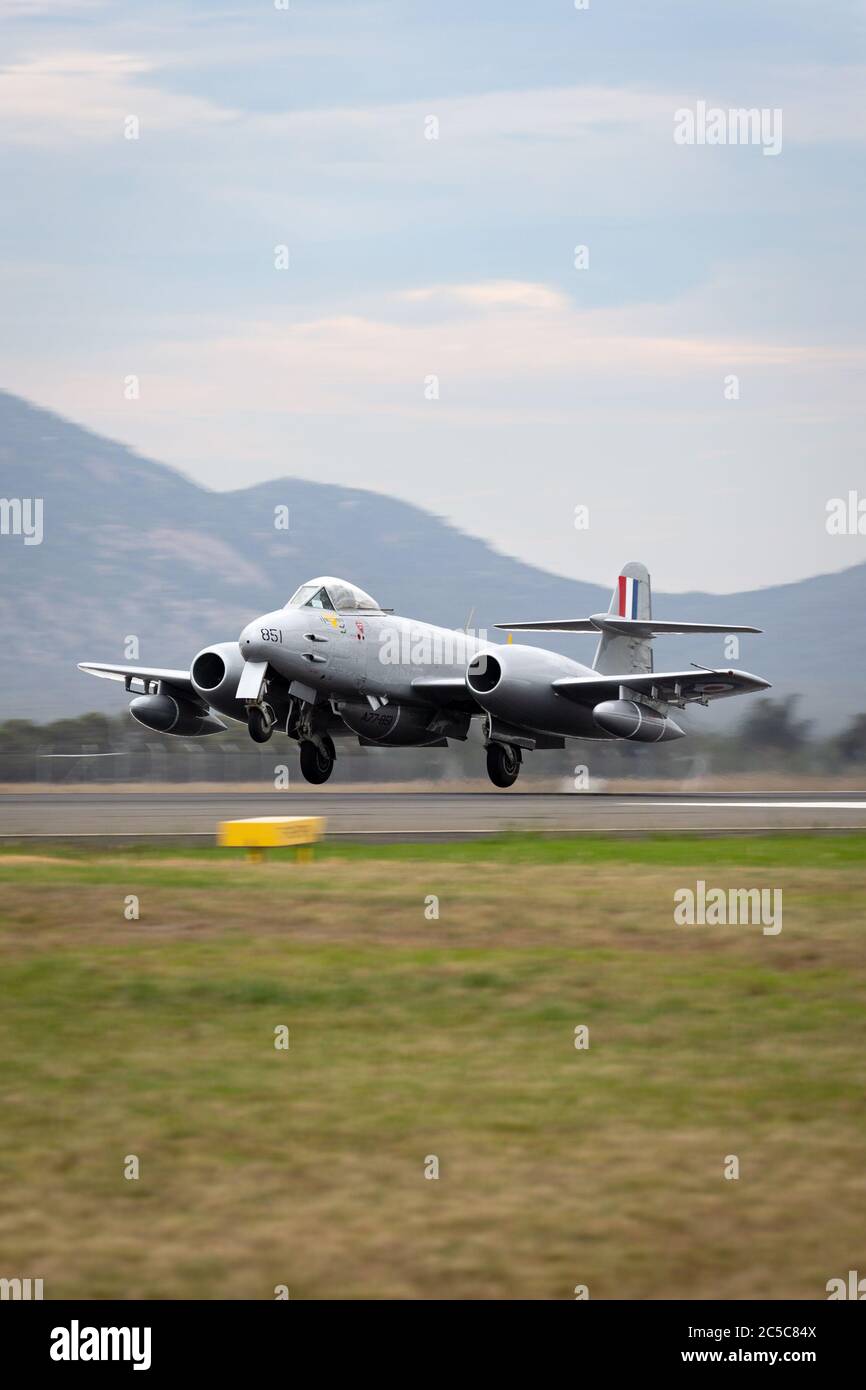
[0,52,670,157]
[402,282,569,311]
[0,50,236,145]
[13,277,862,431]
[3,43,866,157]
[0,0,106,11]
[5,267,860,595]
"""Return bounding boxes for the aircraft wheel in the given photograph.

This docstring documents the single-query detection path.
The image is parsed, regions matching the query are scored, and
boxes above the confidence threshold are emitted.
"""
[248,705,273,743]
[299,736,335,785]
[486,742,521,788]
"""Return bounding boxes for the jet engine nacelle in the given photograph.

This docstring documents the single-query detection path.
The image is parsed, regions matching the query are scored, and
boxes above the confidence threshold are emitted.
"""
[466,645,686,742]
[130,692,226,737]
[190,643,250,723]
[337,699,466,746]
[466,644,582,731]
[592,699,684,742]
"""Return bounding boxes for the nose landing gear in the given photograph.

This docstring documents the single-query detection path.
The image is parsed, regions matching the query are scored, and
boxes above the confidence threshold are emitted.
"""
[486,741,522,788]
[247,704,275,743]
[299,735,336,785]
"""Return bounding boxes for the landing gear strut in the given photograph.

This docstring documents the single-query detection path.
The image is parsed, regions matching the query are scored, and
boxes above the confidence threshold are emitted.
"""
[247,705,274,743]
[486,742,521,788]
[299,735,336,785]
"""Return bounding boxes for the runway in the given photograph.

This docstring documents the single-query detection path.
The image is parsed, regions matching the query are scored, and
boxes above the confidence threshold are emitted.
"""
[2,790,866,841]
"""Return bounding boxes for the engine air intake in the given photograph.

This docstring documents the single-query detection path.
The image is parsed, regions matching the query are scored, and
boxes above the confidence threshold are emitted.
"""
[466,653,501,694]
[191,651,226,691]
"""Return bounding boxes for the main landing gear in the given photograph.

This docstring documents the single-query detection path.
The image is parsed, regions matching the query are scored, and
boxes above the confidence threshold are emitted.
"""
[486,742,522,788]
[247,693,336,784]
[299,735,336,785]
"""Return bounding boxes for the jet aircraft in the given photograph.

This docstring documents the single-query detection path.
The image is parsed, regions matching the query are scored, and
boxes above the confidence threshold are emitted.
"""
[79,562,769,787]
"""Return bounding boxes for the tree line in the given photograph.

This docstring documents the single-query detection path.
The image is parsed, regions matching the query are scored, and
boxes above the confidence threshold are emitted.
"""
[0,699,862,782]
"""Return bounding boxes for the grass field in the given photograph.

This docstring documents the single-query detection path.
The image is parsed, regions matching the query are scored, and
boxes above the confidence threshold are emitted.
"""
[1,834,864,1300]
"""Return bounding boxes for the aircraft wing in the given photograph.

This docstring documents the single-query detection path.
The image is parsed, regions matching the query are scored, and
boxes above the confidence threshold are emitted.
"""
[78,662,195,694]
[410,675,481,713]
[552,668,771,705]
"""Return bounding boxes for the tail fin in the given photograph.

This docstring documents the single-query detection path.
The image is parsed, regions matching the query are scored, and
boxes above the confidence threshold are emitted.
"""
[492,560,760,678]
[594,562,652,674]
[608,561,651,622]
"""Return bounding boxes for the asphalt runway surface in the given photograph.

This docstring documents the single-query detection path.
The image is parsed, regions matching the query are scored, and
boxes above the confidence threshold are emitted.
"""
[2,790,866,841]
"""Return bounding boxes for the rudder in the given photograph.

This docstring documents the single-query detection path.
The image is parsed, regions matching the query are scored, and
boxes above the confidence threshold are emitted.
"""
[594,562,653,674]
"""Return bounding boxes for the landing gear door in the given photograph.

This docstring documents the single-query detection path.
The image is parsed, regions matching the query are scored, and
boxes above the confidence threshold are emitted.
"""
[236,660,268,702]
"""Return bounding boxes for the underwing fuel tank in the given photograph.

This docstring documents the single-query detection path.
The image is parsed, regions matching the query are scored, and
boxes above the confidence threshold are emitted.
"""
[130,692,226,737]
[592,699,685,743]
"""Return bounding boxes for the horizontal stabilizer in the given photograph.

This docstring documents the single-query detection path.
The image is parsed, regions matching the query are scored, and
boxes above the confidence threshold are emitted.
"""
[496,616,761,636]
[495,618,599,632]
[553,668,770,706]
[599,619,761,636]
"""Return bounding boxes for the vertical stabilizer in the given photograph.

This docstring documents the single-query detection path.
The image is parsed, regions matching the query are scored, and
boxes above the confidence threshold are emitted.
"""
[593,562,653,674]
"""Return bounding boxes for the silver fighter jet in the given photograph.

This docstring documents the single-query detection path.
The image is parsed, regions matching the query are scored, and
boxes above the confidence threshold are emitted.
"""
[79,562,769,788]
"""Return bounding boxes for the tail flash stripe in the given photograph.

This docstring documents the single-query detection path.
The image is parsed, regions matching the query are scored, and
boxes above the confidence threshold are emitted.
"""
[618,574,639,619]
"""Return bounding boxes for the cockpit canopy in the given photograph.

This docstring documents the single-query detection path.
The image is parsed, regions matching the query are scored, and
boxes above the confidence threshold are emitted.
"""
[286,576,381,613]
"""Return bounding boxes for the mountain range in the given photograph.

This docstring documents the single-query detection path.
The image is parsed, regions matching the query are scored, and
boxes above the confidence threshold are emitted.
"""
[0,389,861,730]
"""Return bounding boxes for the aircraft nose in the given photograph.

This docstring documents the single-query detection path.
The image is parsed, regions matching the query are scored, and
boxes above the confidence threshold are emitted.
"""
[239,621,263,660]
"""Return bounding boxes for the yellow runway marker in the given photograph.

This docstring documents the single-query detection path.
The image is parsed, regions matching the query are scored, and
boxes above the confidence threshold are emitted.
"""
[218,816,325,863]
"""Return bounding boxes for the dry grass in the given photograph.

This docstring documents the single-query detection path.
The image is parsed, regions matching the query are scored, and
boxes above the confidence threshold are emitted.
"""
[1,840,864,1299]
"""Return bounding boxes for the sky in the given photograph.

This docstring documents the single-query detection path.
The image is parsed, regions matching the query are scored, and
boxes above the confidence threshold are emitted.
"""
[0,0,864,593]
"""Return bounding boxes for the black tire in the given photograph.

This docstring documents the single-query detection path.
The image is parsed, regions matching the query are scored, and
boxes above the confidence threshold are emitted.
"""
[248,706,273,743]
[299,736,335,785]
[486,742,521,788]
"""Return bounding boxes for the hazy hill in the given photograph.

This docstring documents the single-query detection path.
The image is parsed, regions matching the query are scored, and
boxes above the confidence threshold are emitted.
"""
[0,389,860,730]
